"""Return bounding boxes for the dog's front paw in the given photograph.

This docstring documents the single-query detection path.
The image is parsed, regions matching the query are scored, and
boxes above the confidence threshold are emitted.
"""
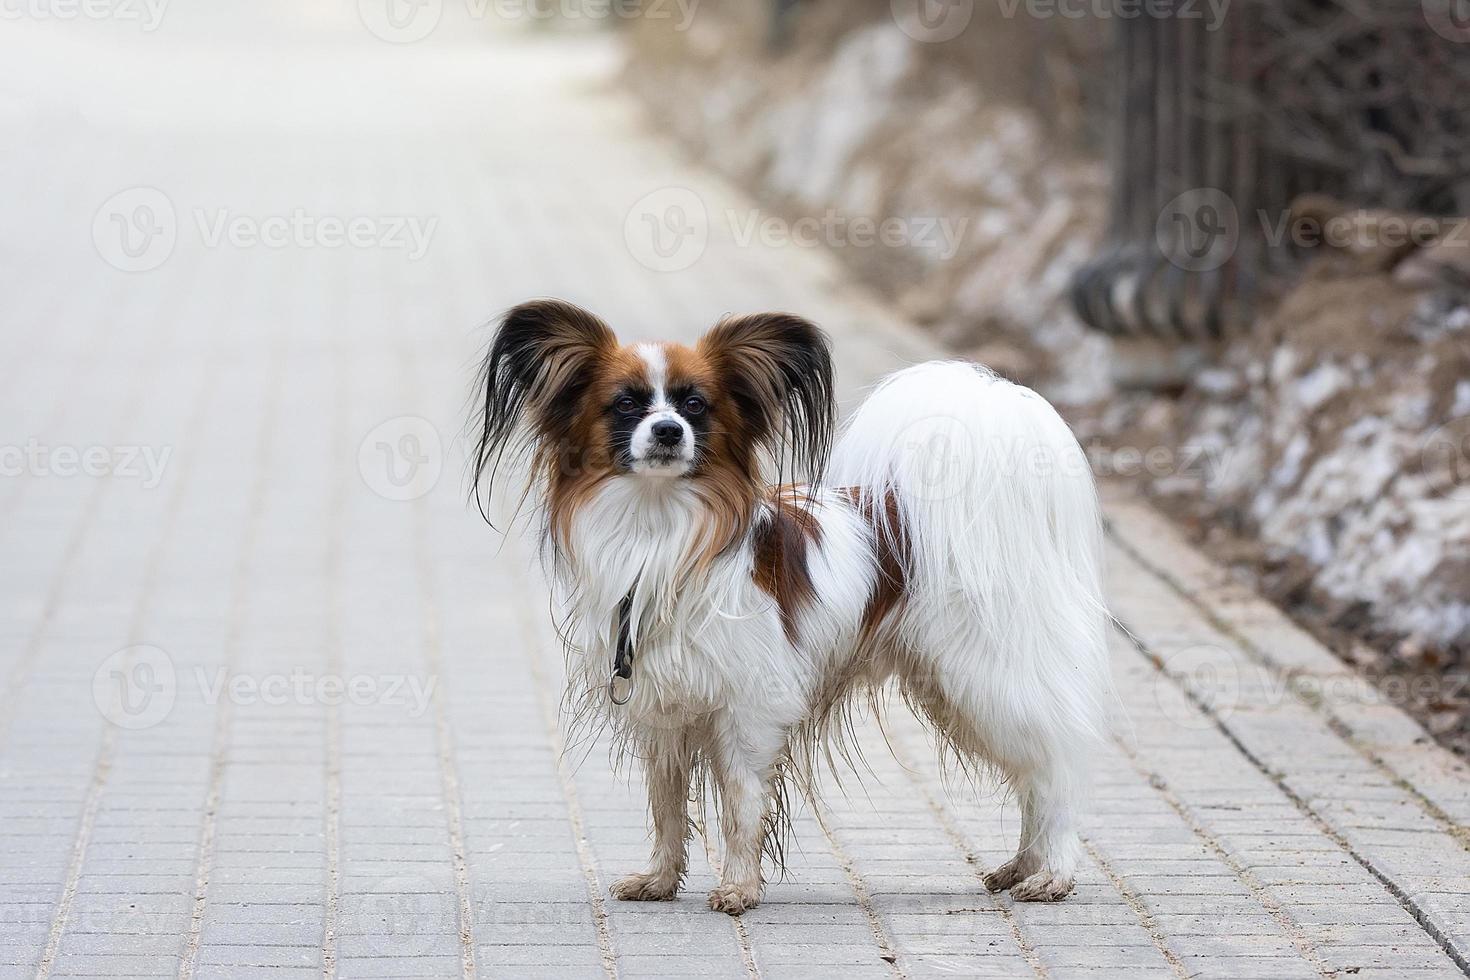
[1008,869,1074,902]
[611,872,679,902]
[983,855,1035,893]
[706,882,760,916]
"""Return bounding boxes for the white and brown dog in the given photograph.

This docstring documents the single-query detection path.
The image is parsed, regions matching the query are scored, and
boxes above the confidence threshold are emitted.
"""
[470,300,1110,914]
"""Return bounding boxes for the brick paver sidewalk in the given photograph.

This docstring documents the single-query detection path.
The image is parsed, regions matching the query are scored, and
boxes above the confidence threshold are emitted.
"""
[1,11,1467,980]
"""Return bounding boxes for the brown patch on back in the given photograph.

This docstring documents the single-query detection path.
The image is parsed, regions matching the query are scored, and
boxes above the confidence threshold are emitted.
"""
[751,488,823,644]
[838,487,910,637]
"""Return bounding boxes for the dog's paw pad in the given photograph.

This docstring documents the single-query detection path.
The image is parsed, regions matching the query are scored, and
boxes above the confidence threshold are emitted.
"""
[611,873,678,902]
[1009,870,1074,902]
[706,883,759,916]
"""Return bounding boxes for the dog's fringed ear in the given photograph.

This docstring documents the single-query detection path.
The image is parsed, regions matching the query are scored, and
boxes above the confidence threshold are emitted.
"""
[698,312,835,485]
[470,299,615,523]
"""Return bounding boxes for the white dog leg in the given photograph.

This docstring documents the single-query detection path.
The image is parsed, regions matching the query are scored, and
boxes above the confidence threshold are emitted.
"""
[706,727,781,915]
[1005,766,1085,902]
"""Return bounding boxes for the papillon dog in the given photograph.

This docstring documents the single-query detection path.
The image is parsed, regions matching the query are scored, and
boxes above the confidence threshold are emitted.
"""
[470,300,1109,914]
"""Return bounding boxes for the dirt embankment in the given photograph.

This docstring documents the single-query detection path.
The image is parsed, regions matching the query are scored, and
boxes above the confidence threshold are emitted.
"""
[622,1,1111,402]
[1100,262,1470,752]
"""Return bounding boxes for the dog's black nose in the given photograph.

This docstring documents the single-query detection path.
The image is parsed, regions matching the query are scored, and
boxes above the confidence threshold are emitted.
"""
[652,420,684,447]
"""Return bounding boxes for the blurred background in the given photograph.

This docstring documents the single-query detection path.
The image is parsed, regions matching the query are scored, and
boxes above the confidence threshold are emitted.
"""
[618,0,1470,753]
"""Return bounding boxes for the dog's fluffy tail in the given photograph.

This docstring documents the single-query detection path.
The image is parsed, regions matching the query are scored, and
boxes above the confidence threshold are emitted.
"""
[828,360,1111,740]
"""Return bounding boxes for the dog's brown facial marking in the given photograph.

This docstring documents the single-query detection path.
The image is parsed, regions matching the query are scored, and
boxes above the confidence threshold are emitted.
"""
[751,487,823,644]
[471,302,836,564]
[695,313,835,487]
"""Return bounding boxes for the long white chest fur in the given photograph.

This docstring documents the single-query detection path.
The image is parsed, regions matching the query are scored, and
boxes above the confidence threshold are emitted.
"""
[558,478,876,729]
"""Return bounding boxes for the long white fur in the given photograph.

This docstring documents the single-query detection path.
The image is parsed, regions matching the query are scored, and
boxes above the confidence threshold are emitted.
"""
[552,360,1109,911]
[827,360,1111,897]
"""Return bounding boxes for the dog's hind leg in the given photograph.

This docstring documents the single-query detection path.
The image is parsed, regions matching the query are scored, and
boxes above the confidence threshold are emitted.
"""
[987,765,1085,901]
[611,731,693,901]
[904,649,1091,903]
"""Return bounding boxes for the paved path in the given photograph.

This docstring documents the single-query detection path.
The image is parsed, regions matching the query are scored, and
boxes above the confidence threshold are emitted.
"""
[2,10,1468,980]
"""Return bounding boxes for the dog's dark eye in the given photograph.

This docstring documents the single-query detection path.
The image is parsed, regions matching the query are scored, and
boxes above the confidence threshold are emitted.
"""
[683,396,706,416]
[615,396,639,414]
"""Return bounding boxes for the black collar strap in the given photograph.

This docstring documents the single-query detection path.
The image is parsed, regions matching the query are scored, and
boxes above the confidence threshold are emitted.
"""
[609,591,635,705]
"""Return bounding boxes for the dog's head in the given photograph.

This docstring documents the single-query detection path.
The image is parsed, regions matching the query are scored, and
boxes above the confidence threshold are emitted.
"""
[470,299,834,542]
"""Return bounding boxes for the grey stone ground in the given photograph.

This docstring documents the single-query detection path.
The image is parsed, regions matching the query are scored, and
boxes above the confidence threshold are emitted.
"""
[2,9,1468,980]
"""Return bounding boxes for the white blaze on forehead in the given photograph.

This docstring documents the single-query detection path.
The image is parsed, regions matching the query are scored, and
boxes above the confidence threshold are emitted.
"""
[634,343,670,408]
[629,343,693,473]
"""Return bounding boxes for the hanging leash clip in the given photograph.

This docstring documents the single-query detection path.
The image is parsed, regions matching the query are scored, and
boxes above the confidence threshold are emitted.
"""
[609,592,635,706]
